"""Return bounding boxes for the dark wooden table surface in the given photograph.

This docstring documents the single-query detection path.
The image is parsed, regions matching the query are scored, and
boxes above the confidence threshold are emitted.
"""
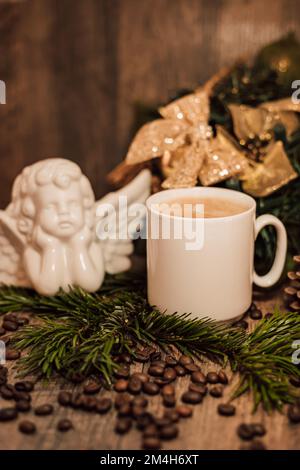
[0,288,299,450]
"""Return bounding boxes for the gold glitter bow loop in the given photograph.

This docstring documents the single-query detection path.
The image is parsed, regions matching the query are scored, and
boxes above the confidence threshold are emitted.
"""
[159,89,210,124]
[125,118,189,165]
[228,99,299,197]
[126,89,248,188]
[229,98,300,143]
[242,141,298,197]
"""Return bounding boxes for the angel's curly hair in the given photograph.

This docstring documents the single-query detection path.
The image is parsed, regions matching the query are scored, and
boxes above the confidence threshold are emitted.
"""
[7,158,95,237]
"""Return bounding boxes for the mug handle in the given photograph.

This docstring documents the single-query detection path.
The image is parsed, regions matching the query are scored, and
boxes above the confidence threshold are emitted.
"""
[253,214,287,288]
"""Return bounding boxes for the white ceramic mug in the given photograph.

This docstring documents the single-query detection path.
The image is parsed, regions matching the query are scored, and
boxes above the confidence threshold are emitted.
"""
[146,187,287,322]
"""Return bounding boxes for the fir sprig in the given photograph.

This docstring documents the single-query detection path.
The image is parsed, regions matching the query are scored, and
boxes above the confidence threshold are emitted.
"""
[0,275,299,411]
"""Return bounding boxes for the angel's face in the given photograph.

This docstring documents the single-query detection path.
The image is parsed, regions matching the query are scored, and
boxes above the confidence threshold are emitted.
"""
[35,182,85,239]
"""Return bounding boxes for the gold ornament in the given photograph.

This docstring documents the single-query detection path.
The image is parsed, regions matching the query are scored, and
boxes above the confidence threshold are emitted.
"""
[126,89,248,188]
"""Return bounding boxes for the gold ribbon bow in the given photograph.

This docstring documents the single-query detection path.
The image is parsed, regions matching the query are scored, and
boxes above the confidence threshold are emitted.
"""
[126,89,248,188]
[229,98,299,197]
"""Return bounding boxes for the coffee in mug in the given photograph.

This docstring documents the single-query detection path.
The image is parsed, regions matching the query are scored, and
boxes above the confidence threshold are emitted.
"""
[158,196,248,219]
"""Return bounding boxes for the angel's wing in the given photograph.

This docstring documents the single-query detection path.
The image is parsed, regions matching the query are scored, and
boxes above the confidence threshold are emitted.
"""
[0,210,30,287]
[95,169,151,274]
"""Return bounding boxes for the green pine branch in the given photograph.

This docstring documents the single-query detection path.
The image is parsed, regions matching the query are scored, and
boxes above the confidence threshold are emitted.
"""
[0,274,299,412]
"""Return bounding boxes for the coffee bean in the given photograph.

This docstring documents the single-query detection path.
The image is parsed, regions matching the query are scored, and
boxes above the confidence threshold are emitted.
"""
[150,351,161,362]
[188,383,207,395]
[131,373,148,384]
[132,406,146,419]
[143,381,160,395]
[181,391,202,404]
[143,437,161,449]
[176,405,193,418]
[0,375,7,386]
[57,419,73,432]
[19,420,36,435]
[14,381,34,392]
[115,417,132,434]
[142,346,156,356]
[114,379,128,392]
[217,403,236,416]
[5,349,20,360]
[133,396,148,408]
[70,393,85,409]
[178,355,193,366]
[17,316,30,326]
[84,381,101,395]
[249,303,257,312]
[155,417,172,428]
[16,400,31,412]
[134,352,150,363]
[58,391,72,406]
[234,320,248,330]
[143,424,158,438]
[163,395,176,408]
[0,327,5,336]
[251,423,266,437]
[237,423,254,440]
[0,407,18,421]
[114,367,130,379]
[218,371,228,385]
[118,403,132,417]
[128,377,142,395]
[174,365,186,377]
[153,377,171,387]
[165,355,177,367]
[4,313,17,321]
[96,397,112,414]
[148,365,164,377]
[159,424,178,440]
[191,371,206,384]
[83,396,97,411]
[184,363,200,373]
[206,372,219,384]
[209,385,223,398]
[163,367,177,382]
[249,440,267,450]
[164,409,179,423]
[13,390,31,402]
[288,404,300,423]
[69,372,85,384]
[136,413,153,430]
[2,320,18,332]
[290,376,300,388]
[250,309,263,320]
[35,404,54,416]
[114,393,132,409]
[118,353,132,364]
[162,384,175,396]
[151,360,166,368]
[0,384,14,400]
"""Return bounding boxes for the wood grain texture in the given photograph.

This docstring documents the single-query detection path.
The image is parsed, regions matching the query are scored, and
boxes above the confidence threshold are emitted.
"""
[0,0,300,206]
[0,290,299,450]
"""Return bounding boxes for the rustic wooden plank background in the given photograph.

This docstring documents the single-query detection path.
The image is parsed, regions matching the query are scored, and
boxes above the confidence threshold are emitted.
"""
[0,0,300,206]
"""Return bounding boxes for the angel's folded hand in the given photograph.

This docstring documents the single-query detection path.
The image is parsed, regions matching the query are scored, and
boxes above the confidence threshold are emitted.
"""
[31,225,59,251]
[70,225,93,247]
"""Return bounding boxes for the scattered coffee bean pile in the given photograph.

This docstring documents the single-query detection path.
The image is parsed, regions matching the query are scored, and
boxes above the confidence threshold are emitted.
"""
[106,350,236,449]
[0,303,300,450]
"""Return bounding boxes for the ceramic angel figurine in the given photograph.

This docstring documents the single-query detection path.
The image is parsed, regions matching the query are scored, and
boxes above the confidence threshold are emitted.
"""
[0,158,151,295]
